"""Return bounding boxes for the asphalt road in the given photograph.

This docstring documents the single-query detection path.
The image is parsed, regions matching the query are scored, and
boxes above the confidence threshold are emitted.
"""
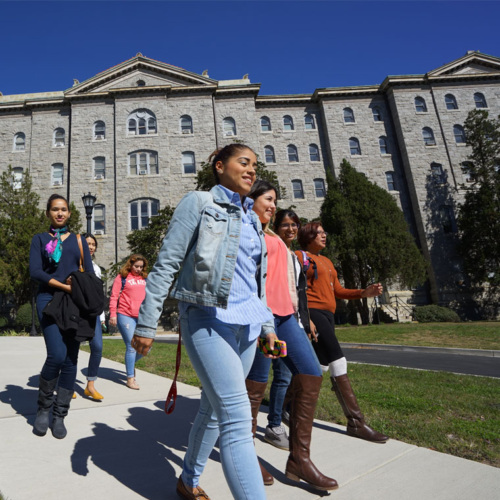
[343,346,500,378]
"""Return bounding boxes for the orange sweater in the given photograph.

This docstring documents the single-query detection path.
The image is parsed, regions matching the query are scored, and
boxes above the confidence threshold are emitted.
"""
[295,251,363,314]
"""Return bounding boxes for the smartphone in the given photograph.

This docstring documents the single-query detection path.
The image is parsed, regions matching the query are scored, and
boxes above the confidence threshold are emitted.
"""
[258,338,287,357]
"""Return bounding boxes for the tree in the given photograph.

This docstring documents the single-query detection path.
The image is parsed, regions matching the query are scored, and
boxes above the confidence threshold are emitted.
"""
[320,159,428,323]
[0,167,46,312]
[126,205,175,271]
[457,110,500,311]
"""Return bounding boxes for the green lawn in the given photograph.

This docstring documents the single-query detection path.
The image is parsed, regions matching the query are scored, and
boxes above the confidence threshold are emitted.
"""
[84,336,500,468]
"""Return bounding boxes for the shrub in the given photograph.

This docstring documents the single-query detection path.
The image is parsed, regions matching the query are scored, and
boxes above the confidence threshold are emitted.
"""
[0,316,9,328]
[413,305,461,323]
[14,303,39,331]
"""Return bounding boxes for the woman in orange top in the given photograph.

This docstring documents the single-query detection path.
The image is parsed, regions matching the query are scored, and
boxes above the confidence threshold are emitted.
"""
[297,222,388,443]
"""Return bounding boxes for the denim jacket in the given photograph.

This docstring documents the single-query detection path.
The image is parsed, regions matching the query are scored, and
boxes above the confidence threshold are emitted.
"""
[135,185,274,339]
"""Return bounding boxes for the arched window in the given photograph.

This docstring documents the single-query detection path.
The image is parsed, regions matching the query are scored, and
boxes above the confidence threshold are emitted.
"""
[309,144,320,162]
[12,167,23,190]
[349,137,361,155]
[343,107,355,123]
[304,114,315,130]
[444,94,458,110]
[127,109,157,136]
[431,162,445,184]
[453,124,466,144]
[14,132,25,151]
[223,117,236,136]
[128,151,158,175]
[386,172,396,191]
[94,121,106,140]
[93,204,106,234]
[283,115,294,131]
[129,198,159,230]
[93,157,106,179]
[414,96,427,113]
[260,116,271,132]
[182,151,196,174]
[474,92,487,108]
[52,163,64,186]
[180,115,193,134]
[264,146,276,164]
[372,107,383,122]
[439,205,456,233]
[461,162,475,183]
[292,179,305,199]
[53,128,65,147]
[314,178,326,198]
[287,144,299,162]
[379,136,389,155]
[422,127,436,146]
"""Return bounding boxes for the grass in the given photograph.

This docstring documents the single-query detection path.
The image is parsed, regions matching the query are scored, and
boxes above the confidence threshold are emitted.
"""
[335,322,500,350]
[85,338,500,468]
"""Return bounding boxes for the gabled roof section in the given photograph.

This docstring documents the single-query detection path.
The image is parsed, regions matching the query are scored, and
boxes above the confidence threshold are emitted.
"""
[428,51,500,77]
[65,53,217,95]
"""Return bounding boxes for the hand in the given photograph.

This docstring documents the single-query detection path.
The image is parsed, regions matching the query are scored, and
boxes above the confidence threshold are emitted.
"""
[262,332,280,359]
[362,283,383,298]
[109,317,117,327]
[308,320,318,342]
[132,335,154,356]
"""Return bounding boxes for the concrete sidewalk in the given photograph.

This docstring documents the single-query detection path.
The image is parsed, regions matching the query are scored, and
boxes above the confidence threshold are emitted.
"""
[1,336,499,500]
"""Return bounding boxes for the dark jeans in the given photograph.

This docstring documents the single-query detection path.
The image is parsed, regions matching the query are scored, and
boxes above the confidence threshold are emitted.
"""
[87,319,102,380]
[36,292,80,390]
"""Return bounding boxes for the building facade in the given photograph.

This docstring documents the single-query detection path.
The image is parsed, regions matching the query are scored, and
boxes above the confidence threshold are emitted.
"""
[2,51,499,315]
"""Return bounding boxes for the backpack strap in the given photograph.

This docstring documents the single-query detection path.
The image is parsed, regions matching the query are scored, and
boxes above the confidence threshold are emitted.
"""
[300,250,318,281]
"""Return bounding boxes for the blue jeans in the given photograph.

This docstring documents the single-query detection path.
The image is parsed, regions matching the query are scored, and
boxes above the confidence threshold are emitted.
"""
[87,320,102,380]
[247,314,321,425]
[36,293,80,390]
[180,307,266,500]
[117,314,143,378]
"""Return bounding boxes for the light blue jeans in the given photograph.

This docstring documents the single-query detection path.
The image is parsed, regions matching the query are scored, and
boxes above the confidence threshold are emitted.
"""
[117,314,143,378]
[180,306,266,500]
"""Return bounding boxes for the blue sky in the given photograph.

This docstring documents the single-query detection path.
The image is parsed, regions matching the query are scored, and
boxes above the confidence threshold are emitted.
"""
[1,1,499,96]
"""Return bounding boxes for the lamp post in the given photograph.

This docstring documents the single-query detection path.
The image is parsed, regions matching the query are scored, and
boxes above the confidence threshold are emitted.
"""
[82,192,97,234]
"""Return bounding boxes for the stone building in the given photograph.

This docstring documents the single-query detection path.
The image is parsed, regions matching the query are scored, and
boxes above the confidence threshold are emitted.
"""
[1,50,499,316]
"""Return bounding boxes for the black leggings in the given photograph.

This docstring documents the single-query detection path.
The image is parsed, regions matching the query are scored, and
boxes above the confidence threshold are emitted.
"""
[309,308,344,366]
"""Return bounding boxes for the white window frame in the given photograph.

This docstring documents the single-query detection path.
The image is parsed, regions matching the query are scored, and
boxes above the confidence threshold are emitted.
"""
[12,167,23,190]
[415,96,428,113]
[223,117,237,137]
[127,109,157,136]
[349,137,361,155]
[14,132,26,151]
[260,116,271,132]
[474,92,488,109]
[444,94,458,110]
[264,146,276,164]
[343,108,355,123]
[287,144,299,163]
[180,115,193,134]
[423,127,436,146]
[379,136,389,155]
[292,179,305,200]
[53,128,65,147]
[309,144,320,162]
[313,178,326,198]
[128,151,158,175]
[129,198,159,231]
[92,204,106,234]
[182,151,196,174]
[93,157,106,179]
[453,124,466,144]
[283,115,294,131]
[94,121,106,140]
[304,114,315,130]
[52,163,64,186]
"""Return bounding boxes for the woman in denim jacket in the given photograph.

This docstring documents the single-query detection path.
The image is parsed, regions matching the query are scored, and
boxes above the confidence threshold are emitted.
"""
[133,144,278,500]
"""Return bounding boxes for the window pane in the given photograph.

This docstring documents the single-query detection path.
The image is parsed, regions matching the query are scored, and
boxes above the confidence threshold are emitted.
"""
[372,108,382,122]
[292,180,304,199]
[314,179,325,198]
[141,201,149,227]
[386,172,395,191]
[284,116,294,131]
[128,119,136,135]
[305,115,315,129]
[93,205,105,232]
[138,118,146,135]
[288,146,298,162]
[343,108,355,123]
[309,145,320,161]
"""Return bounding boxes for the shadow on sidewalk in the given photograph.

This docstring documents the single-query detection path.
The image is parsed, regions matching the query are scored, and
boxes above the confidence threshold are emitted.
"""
[70,399,221,499]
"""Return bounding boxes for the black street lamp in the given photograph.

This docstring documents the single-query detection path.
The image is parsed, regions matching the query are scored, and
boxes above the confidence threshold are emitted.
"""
[82,192,97,234]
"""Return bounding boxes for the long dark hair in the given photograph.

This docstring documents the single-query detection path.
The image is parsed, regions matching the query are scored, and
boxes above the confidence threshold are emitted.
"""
[82,233,97,249]
[208,143,256,184]
[46,193,68,213]
[248,180,278,234]
[273,209,300,233]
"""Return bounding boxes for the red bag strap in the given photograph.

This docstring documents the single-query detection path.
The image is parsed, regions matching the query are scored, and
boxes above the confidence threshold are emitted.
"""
[165,326,182,415]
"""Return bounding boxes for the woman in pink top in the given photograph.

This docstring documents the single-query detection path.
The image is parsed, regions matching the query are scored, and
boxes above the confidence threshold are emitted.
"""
[245,180,338,492]
[109,254,148,390]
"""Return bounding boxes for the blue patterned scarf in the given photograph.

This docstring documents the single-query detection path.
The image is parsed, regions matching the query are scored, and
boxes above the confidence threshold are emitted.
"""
[45,226,68,266]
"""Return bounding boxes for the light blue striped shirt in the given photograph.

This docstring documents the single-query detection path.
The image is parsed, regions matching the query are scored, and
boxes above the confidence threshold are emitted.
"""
[180,186,273,339]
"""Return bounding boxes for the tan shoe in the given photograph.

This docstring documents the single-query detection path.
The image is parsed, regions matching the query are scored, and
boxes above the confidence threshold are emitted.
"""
[176,477,210,499]
[126,378,140,390]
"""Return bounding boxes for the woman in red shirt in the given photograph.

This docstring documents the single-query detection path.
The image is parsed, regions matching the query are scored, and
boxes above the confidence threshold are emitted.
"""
[109,254,148,390]
[297,222,388,443]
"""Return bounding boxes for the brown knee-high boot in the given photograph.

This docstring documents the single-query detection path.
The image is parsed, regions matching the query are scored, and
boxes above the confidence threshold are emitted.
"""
[285,374,338,491]
[245,379,274,486]
[331,374,388,443]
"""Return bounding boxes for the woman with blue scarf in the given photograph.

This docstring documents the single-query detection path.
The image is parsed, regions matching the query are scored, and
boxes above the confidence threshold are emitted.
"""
[29,194,93,439]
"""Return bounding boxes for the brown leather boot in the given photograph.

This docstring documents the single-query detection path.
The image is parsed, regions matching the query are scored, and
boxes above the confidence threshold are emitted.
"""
[285,374,338,491]
[331,374,389,443]
[245,379,274,486]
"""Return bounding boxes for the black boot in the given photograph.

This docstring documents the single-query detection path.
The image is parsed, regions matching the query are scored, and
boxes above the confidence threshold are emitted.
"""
[33,376,58,437]
[51,386,73,439]
[331,375,389,443]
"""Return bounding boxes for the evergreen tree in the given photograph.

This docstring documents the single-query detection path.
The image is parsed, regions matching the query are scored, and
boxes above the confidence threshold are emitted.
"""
[457,110,500,308]
[0,167,46,312]
[320,159,427,322]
